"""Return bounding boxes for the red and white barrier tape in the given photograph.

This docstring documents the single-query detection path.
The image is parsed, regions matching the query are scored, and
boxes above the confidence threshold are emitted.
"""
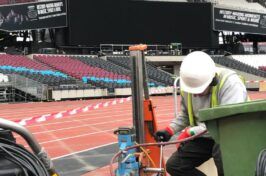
[15,97,132,126]
[13,80,266,126]
[246,80,266,83]
[14,87,170,126]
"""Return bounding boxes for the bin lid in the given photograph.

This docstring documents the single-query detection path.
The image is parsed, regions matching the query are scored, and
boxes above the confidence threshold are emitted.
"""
[199,99,266,122]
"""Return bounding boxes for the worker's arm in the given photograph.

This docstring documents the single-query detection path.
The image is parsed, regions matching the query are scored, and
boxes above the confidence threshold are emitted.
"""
[168,94,190,134]
[154,94,190,141]
[218,74,248,105]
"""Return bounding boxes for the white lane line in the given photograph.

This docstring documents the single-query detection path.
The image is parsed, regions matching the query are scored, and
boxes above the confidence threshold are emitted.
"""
[32,118,132,134]
[35,129,116,145]
[35,119,171,145]
[51,142,117,160]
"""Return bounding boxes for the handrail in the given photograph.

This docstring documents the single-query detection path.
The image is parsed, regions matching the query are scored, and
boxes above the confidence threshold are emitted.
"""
[173,77,180,119]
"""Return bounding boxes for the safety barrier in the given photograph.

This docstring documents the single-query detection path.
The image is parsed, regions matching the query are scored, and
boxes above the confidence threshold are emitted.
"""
[15,87,171,126]
[15,97,132,126]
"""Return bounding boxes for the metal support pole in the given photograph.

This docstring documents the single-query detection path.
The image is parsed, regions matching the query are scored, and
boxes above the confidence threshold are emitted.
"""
[129,45,147,144]
[141,51,150,100]
[173,77,180,119]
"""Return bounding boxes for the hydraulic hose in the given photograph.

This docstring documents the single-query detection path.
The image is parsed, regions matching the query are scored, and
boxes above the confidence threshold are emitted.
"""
[109,129,207,176]
[0,118,58,176]
[0,138,50,176]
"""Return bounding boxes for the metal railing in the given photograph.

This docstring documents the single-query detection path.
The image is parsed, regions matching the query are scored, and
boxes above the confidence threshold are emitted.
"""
[9,74,48,101]
[173,77,180,119]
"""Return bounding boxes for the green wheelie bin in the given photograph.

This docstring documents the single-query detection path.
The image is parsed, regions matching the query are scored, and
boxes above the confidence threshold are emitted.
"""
[199,100,266,176]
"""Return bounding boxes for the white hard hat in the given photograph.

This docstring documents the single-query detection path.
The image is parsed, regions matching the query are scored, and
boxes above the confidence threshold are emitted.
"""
[180,51,216,94]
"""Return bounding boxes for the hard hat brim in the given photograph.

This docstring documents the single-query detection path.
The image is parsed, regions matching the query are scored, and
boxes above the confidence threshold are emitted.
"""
[180,76,213,94]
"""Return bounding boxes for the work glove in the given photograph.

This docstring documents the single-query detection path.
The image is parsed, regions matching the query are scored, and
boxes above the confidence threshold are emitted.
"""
[154,126,174,142]
[176,126,206,149]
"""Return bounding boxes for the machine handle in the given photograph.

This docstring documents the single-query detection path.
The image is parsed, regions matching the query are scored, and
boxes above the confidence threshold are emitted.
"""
[129,44,147,51]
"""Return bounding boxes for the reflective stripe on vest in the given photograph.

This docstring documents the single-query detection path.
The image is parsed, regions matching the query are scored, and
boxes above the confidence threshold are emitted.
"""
[187,93,195,126]
[211,72,234,107]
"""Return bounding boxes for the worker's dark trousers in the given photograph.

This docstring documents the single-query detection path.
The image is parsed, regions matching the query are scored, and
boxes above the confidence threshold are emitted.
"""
[166,137,224,176]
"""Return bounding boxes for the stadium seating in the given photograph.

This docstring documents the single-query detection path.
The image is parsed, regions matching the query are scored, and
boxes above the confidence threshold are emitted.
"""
[230,55,266,75]
[231,55,266,69]
[212,55,266,77]
[0,54,77,86]
[0,54,51,70]
[75,56,131,76]
[78,56,168,88]
[0,0,9,5]
[34,55,167,88]
[259,66,266,72]
[107,56,174,86]
[34,55,135,88]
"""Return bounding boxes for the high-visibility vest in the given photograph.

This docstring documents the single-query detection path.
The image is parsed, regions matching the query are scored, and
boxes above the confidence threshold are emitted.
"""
[181,69,248,126]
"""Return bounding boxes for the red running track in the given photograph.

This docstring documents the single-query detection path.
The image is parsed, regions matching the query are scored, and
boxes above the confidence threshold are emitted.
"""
[0,92,265,160]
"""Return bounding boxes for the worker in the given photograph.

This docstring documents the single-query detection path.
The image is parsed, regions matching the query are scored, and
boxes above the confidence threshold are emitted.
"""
[155,51,248,176]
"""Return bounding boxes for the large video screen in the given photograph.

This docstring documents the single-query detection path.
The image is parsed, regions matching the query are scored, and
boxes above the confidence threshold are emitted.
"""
[67,0,218,49]
[0,0,67,31]
[214,7,266,35]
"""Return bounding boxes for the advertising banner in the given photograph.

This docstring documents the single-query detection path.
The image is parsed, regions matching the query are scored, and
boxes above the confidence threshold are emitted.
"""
[213,7,266,35]
[0,0,67,31]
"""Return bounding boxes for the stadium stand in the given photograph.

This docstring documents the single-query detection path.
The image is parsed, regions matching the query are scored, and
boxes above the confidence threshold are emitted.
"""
[33,55,170,89]
[0,0,9,4]
[74,56,167,88]
[33,55,135,88]
[0,54,77,86]
[230,55,266,74]
[107,56,175,86]
[212,55,266,77]
[74,56,131,76]
[231,55,266,69]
